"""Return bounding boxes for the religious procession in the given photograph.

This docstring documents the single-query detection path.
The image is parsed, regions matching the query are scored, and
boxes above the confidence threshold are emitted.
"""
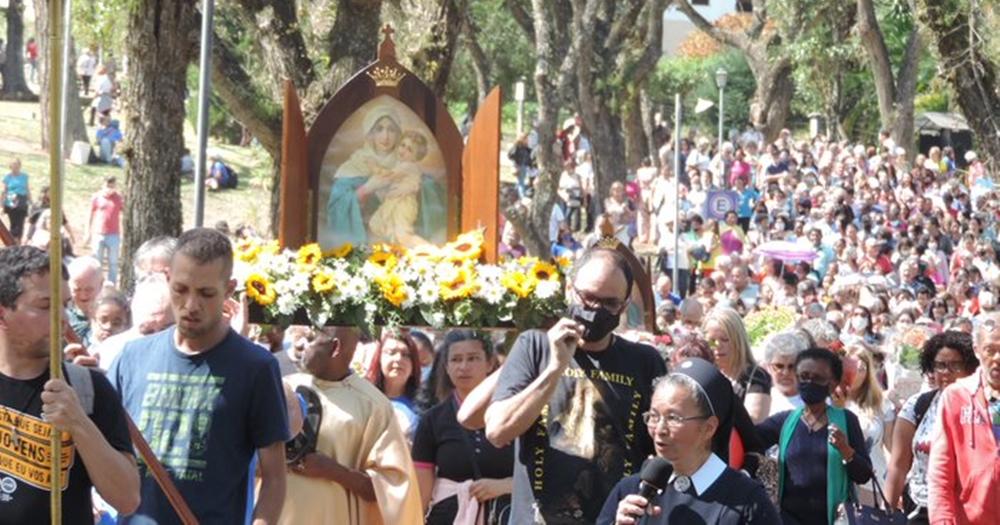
[0,1,998,525]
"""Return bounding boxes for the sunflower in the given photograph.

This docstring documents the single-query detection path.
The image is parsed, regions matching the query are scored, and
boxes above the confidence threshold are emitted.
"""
[261,240,281,256]
[501,271,537,299]
[531,261,560,282]
[324,243,353,259]
[368,251,398,271]
[375,273,408,307]
[296,243,323,271]
[246,273,277,306]
[406,244,442,263]
[235,239,261,263]
[311,271,337,294]
[555,255,572,269]
[446,230,485,262]
[439,266,478,301]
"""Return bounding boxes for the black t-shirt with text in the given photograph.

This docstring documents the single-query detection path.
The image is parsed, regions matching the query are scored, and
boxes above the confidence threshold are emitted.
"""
[492,330,667,524]
[0,367,131,524]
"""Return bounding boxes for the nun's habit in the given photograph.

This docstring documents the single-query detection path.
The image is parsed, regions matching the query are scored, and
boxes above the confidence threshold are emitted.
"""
[596,359,778,525]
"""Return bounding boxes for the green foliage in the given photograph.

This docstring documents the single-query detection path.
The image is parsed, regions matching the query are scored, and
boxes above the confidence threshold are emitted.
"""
[445,0,536,111]
[185,65,243,144]
[72,0,129,53]
[647,50,754,136]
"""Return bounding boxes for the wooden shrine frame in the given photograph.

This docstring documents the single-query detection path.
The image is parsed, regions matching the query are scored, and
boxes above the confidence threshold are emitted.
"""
[279,25,501,261]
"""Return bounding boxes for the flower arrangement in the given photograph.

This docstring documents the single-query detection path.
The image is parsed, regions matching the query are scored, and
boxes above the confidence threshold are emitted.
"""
[236,231,569,332]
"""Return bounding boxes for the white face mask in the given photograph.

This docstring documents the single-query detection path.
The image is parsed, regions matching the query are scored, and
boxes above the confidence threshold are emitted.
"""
[850,316,869,332]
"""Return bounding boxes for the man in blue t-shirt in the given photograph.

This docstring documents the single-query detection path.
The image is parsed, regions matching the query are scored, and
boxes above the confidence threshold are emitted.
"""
[109,228,289,524]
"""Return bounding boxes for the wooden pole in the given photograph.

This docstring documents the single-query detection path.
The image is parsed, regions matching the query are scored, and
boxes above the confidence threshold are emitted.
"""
[47,0,65,520]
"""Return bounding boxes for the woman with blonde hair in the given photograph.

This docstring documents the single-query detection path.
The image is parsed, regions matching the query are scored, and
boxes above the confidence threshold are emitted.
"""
[840,344,896,506]
[703,307,772,422]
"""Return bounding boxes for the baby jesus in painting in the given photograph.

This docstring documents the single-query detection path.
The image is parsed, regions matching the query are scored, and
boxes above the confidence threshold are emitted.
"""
[357,129,431,247]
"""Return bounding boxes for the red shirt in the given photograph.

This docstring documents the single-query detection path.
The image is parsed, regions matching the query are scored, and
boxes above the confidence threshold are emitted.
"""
[26,41,38,60]
[90,190,123,235]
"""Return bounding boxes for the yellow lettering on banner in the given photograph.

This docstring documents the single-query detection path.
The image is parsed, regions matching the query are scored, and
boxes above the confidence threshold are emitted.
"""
[588,369,636,387]
[562,368,586,379]
[0,408,76,490]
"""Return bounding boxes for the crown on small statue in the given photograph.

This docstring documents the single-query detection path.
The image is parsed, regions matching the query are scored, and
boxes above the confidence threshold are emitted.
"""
[367,65,406,88]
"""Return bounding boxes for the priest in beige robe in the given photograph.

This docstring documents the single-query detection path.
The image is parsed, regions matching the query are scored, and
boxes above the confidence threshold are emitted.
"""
[279,326,423,525]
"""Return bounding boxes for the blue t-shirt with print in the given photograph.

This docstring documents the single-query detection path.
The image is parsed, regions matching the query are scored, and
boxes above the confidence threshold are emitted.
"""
[108,327,289,525]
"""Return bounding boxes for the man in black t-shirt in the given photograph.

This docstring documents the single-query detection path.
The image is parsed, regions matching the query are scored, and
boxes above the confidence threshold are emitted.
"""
[0,246,138,523]
[486,247,667,524]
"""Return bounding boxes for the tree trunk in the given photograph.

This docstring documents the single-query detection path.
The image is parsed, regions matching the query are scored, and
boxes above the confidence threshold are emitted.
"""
[408,0,465,99]
[119,0,196,289]
[502,0,569,257]
[1,0,36,100]
[747,54,794,143]
[462,10,492,103]
[623,90,647,169]
[916,0,1000,168]
[31,0,87,155]
[857,0,920,156]
[587,107,626,213]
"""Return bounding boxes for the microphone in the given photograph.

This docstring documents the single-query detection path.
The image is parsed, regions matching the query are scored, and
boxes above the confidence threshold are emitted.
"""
[637,456,672,517]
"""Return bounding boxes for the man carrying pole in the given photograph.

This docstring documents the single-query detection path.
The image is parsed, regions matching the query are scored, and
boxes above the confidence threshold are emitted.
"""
[0,246,141,522]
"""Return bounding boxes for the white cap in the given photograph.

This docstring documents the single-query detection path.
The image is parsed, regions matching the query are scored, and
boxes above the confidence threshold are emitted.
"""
[965,151,978,162]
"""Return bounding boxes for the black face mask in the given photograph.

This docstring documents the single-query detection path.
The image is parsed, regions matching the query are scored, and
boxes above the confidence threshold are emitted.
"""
[567,303,621,343]
[798,381,830,405]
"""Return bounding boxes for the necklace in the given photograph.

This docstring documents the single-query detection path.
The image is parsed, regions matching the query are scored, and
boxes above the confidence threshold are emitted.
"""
[8,382,44,448]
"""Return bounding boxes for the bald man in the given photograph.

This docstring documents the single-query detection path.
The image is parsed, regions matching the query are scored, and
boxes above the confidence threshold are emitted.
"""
[486,247,667,523]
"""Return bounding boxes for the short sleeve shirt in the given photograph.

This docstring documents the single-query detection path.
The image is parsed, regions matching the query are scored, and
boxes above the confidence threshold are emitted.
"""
[0,366,131,523]
[3,172,28,208]
[109,328,289,524]
[897,391,943,507]
[735,365,773,401]
[412,395,514,482]
[491,331,667,523]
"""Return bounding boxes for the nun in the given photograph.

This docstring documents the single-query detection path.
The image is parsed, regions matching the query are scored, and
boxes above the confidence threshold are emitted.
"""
[597,358,778,525]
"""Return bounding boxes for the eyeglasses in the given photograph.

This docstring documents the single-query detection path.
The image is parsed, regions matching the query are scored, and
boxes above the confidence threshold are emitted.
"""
[572,286,626,312]
[770,362,796,373]
[642,411,710,429]
[933,360,966,373]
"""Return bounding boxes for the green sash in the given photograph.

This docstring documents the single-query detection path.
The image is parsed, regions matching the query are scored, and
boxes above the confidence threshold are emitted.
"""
[777,406,849,524]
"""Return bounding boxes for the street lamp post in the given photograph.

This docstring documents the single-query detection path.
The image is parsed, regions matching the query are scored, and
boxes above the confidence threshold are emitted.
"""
[715,67,728,153]
[515,77,526,136]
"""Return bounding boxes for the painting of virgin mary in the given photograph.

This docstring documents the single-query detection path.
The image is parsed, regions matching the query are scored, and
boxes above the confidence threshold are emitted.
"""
[318,96,448,249]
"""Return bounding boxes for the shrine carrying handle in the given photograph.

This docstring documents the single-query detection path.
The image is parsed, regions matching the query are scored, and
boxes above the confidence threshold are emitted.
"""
[0,224,199,525]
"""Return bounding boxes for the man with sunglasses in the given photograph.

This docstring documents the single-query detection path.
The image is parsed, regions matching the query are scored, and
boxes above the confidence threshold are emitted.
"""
[486,247,667,524]
[928,314,1000,525]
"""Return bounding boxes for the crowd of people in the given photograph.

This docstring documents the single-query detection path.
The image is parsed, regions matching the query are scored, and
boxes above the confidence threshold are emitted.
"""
[1,114,999,525]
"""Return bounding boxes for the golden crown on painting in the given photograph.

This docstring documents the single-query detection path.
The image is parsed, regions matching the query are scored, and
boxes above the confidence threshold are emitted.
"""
[366,65,406,87]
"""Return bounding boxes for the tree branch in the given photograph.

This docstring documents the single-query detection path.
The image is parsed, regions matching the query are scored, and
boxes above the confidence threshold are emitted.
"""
[605,0,644,52]
[461,7,492,101]
[856,0,898,127]
[234,0,317,92]
[675,0,747,50]
[504,0,536,41]
[211,32,282,158]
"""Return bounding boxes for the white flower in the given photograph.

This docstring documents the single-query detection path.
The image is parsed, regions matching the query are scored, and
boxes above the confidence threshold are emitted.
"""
[477,265,503,282]
[535,280,561,300]
[475,281,506,305]
[362,261,389,280]
[276,294,298,316]
[417,284,439,305]
[343,277,368,302]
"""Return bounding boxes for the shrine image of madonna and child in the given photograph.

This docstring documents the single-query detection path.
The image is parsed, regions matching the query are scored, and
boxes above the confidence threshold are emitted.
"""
[248,24,657,332]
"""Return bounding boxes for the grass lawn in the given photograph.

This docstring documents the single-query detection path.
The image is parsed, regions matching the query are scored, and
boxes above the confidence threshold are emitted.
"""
[0,100,274,254]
